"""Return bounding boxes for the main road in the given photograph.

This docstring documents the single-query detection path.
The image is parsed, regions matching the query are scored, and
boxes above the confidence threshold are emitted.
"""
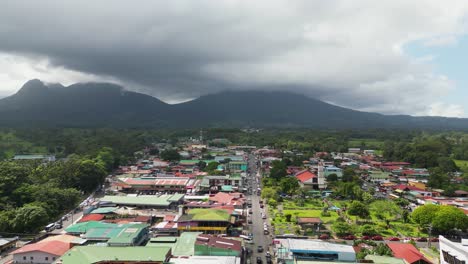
[246,153,272,264]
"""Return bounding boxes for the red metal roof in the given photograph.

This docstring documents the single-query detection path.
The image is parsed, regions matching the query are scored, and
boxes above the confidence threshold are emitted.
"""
[295,170,316,183]
[12,241,70,256]
[78,214,104,222]
[387,243,432,264]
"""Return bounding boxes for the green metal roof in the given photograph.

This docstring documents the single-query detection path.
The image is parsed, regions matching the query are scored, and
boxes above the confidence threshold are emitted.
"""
[168,193,185,202]
[65,221,116,234]
[172,232,202,256]
[187,209,231,222]
[107,224,148,245]
[365,255,406,264]
[221,185,233,192]
[57,246,171,264]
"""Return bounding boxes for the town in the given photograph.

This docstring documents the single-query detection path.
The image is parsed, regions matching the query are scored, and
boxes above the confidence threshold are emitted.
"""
[0,130,467,264]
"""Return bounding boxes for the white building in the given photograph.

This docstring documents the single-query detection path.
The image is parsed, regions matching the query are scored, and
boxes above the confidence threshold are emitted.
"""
[439,235,468,264]
[12,240,69,264]
[274,238,356,262]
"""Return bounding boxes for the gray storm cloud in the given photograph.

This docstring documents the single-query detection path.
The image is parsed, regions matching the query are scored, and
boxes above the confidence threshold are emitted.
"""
[0,0,467,115]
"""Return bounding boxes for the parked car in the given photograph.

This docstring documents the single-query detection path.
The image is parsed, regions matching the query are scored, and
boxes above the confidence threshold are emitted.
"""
[372,235,383,241]
[319,234,329,240]
[361,235,370,240]
[416,237,427,242]
[256,257,263,264]
[257,246,264,253]
[389,237,400,241]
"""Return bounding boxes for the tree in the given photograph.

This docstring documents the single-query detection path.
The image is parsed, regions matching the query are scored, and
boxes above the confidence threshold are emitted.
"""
[370,200,401,227]
[269,160,287,180]
[332,221,353,237]
[432,205,468,233]
[437,157,458,173]
[279,177,299,195]
[411,204,440,228]
[148,148,159,155]
[348,201,369,219]
[342,168,355,182]
[361,192,374,204]
[76,159,107,193]
[160,149,181,161]
[261,187,279,201]
[427,167,450,189]
[326,173,338,183]
[13,204,48,232]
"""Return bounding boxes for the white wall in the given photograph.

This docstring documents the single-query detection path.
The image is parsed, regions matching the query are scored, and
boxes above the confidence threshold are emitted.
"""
[13,251,59,264]
[439,235,468,264]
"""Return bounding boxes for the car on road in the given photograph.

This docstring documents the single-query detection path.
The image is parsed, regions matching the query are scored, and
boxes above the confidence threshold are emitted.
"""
[319,234,329,240]
[388,237,400,241]
[257,246,264,253]
[248,233,253,239]
[256,257,263,264]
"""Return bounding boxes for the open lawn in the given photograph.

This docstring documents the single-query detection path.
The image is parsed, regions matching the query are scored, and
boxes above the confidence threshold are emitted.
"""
[454,159,468,173]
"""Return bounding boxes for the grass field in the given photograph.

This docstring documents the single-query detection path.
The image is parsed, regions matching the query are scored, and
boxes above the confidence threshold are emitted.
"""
[454,159,468,173]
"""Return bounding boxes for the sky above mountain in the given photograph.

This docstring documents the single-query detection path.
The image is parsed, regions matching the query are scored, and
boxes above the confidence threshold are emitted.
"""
[0,1,467,117]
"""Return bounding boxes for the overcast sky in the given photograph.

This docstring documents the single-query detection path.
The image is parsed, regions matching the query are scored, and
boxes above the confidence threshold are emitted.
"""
[0,1,467,117]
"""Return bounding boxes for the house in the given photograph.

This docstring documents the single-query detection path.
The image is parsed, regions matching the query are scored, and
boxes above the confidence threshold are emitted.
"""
[439,235,468,264]
[55,246,172,264]
[387,243,432,264]
[295,170,318,188]
[81,223,149,246]
[296,217,322,230]
[12,240,70,264]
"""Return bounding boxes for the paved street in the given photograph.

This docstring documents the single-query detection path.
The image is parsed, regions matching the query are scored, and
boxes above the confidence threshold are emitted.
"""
[246,153,272,264]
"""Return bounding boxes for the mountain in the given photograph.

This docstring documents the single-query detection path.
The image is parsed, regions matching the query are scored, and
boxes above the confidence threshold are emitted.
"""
[1,79,468,129]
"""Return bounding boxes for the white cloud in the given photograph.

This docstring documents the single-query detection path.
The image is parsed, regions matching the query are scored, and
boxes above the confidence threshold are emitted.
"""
[423,35,458,47]
[428,102,465,117]
[0,53,119,97]
[0,0,467,116]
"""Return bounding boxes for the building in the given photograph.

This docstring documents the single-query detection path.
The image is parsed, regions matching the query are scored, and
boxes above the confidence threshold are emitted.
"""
[117,177,190,193]
[13,154,56,162]
[296,217,322,230]
[274,238,356,262]
[295,170,318,189]
[99,194,184,209]
[12,240,70,264]
[439,236,468,264]
[194,235,242,257]
[177,209,233,234]
[170,256,241,264]
[387,243,432,264]
[81,223,149,246]
[199,175,243,193]
[55,246,172,264]
[323,166,343,179]
[0,237,18,253]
